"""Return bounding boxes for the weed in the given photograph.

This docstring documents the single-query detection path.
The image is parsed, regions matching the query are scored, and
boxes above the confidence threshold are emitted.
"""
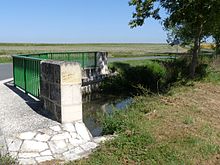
[183,116,194,125]
[0,153,17,165]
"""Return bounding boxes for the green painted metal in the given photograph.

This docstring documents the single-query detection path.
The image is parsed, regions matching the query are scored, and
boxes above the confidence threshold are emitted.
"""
[13,52,101,98]
[26,52,98,68]
[13,56,41,97]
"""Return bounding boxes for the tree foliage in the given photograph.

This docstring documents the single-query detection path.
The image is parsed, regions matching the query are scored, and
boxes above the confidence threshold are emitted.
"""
[129,0,220,77]
[212,15,220,54]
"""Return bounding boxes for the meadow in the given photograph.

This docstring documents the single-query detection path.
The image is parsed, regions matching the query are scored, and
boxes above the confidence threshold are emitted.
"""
[0,43,187,60]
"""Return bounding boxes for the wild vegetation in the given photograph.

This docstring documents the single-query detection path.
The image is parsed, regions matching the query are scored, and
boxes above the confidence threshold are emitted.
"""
[69,56,220,165]
[101,56,211,95]
[129,0,220,77]
[0,153,17,165]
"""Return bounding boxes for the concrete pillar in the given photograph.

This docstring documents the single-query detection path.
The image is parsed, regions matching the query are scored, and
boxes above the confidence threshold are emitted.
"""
[97,52,109,75]
[40,60,82,123]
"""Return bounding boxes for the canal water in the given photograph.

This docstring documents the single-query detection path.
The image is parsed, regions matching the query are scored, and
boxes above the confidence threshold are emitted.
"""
[82,93,133,137]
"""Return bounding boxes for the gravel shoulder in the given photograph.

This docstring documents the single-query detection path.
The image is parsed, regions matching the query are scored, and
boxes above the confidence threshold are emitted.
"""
[0,79,58,136]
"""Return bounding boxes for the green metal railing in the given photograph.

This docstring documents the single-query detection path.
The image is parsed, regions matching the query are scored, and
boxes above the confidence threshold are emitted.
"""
[22,52,98,68]
[13,56,41,97]
[13,52,101,98]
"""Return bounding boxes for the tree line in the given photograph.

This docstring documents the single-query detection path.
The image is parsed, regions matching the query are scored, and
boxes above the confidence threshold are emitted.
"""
[129,0,220,77]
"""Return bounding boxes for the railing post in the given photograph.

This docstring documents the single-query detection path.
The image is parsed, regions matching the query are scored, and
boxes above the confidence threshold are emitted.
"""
[82,53,85,69]
[94,52,97,68]
[13,57,16,87]
[24,59,27,93]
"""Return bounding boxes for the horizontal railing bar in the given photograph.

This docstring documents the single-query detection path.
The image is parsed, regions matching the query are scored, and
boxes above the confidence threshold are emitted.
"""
[12,55,44,61]
[12,51,103,57]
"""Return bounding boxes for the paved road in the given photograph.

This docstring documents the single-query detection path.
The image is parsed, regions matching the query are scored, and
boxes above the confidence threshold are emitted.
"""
[0,63,13,80]
[0,56,174,81]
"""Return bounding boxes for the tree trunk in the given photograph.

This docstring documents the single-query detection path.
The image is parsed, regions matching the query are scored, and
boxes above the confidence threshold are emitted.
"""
[216,42,220,55]
[189,25,203,78]
[189,37,200,78]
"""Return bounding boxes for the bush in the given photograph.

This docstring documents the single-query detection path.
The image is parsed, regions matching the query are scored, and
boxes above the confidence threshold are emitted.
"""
[102,57,211,96]
[102,61,168,94]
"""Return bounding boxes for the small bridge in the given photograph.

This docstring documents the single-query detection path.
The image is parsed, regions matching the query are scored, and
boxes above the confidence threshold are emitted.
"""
[0,52,109,164]
[12,52,109,98]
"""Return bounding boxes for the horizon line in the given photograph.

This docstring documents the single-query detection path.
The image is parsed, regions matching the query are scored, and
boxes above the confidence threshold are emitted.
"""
[0,42,168,45]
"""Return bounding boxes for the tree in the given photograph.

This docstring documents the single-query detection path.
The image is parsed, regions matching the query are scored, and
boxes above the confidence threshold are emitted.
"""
[212,17,220,55]
[129,0,220,78]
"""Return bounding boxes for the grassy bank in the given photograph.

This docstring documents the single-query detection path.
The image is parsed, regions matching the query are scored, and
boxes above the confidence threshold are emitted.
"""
[67,58,220,165]
[103,56,212,96]
[73,82,220,165]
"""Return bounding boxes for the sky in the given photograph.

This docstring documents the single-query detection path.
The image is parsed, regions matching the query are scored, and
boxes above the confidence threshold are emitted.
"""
[0,0,167,43]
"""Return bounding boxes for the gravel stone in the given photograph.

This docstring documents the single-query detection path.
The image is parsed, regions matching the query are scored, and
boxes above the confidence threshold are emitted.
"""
[6,138,22,152]
[35,133,50,142]
[20,140,48,152]
[18,152,40,158]
[49,140,68,154]
[18,158,37,165]
[51,132,71,141]
[40,149,53,156]
[75,122,91,141]
[62,123,76,132]
[50,125,62,132]
[35,156,54,163]
[18,132,36,140]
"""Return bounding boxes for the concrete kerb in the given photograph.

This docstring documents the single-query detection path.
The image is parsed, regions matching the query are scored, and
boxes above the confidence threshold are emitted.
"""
[0,78,13,84]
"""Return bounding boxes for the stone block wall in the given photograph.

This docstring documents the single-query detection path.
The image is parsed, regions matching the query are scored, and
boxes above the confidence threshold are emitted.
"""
[82,52,109,83]
[97,52,109,75]
[40,61,82,123]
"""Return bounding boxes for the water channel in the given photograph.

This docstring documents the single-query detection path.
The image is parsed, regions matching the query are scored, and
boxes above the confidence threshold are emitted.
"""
[82,93,133,137]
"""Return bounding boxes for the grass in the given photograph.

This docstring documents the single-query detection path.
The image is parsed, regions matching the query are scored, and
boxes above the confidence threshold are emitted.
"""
[0,56,12,63]
[0,43,186,63]
[0,43,187,57]
[71,82,220,164]
[67,58,220,165]
[0,153,17,165]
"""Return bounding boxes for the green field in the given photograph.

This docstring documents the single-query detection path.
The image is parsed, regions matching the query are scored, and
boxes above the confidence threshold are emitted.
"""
[0,43,187,57]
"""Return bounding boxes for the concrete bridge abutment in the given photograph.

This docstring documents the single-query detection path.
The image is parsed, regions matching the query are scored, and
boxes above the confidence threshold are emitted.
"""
[40,61,83,123]
[40,52,109,123]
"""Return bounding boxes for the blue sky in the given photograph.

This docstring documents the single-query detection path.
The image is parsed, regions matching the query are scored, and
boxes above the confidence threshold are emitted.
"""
[0,0,167,43]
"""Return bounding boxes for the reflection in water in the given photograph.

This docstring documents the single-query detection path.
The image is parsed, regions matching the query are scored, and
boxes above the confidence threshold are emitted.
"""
[83,93,132,137]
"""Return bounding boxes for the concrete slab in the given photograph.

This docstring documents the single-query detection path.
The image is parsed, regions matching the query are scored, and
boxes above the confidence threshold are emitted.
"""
[0,78,58,136]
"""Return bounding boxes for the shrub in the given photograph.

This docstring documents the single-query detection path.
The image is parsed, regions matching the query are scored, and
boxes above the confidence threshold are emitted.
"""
[103,57,212,96]
[102,61,168,94]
